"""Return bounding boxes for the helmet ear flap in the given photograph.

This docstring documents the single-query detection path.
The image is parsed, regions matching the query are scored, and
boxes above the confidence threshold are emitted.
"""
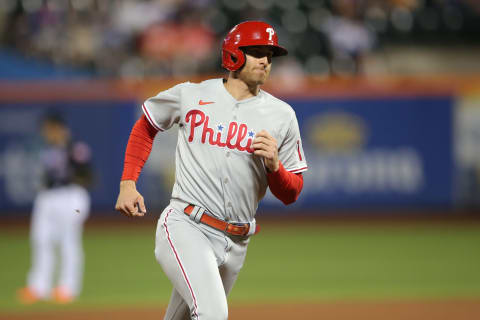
[222,47,245,72]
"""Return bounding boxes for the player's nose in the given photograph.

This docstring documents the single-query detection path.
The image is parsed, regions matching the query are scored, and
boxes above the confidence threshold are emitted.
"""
[258,56,269,67]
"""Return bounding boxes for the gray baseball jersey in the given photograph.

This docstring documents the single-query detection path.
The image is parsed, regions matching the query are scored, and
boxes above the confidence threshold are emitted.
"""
[144,78,307,319]
[143,78,308,223]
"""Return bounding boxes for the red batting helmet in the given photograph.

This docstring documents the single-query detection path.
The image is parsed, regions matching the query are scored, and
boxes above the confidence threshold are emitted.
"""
[222,21,288,72]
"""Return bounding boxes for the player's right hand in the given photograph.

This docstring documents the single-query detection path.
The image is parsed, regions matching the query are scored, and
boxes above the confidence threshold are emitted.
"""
[115,180,147,217]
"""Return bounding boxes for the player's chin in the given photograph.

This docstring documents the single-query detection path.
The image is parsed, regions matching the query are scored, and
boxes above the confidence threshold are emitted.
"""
[253,69,268,81]
[255,74,268,85]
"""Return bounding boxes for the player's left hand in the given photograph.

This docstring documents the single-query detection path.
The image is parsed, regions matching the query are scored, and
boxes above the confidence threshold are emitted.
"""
[253,130,279,172]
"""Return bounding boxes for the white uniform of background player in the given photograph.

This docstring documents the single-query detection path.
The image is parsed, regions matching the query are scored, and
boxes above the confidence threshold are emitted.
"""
[18,112,92,304]
[116,21,307,319]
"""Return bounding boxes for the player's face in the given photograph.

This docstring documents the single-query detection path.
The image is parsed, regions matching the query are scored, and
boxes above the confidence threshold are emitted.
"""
[239,46,273,85]
[42,122,69,146]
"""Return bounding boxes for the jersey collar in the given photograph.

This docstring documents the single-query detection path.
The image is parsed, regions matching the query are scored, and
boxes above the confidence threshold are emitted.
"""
[218,78,265,106]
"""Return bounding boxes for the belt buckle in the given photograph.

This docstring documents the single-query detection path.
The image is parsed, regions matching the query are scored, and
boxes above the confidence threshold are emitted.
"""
[227,222,249,236]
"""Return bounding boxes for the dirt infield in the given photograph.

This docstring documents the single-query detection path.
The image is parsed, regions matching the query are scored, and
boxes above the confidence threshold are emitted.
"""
[2,299,479,320]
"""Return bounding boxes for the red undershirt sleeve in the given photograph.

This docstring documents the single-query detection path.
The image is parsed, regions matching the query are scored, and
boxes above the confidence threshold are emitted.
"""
[267,162,304,205]
[121,115,158,182]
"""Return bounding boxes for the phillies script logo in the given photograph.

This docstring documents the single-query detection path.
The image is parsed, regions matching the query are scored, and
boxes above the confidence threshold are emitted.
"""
[186,110,254,153]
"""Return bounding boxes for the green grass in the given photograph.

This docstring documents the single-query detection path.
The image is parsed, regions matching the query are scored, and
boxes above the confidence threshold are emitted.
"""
[1,221,480,313]
[235,223,480,302]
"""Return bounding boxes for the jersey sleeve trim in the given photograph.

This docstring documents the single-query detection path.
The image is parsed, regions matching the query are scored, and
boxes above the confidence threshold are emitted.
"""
[142,103,164,132]
[288,166,308,174]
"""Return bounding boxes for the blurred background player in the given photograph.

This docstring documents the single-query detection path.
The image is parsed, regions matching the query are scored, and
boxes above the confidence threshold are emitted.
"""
[18,111,93,304]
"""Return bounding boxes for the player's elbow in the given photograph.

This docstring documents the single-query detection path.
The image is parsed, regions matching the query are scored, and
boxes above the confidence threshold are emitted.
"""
[282,176,303,205]
[280,191,300,205]
[279,190,300,206]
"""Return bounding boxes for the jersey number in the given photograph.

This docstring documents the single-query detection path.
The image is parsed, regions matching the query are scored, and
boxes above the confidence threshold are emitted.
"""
[266,28,275,41]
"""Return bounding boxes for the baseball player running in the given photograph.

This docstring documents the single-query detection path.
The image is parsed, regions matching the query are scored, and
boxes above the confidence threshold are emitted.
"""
[115,21,308,319]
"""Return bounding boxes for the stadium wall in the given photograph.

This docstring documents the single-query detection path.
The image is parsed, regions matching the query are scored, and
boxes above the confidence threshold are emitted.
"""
[0,76,478,216]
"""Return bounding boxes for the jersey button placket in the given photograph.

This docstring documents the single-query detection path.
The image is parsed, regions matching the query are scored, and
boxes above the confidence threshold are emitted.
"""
[233,103,239,120]
[226,103,238,218]
[226,201,233,219]
[223,177,232,216]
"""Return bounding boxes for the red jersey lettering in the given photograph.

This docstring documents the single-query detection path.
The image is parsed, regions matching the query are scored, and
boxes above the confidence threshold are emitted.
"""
[185,109,253,153]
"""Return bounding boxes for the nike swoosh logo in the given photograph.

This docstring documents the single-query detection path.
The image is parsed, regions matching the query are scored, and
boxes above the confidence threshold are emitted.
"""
[199,100,215,105]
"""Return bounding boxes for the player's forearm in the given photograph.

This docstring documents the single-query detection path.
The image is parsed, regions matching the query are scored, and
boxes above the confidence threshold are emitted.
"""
[121,115,158,182]
[267,162,303,205]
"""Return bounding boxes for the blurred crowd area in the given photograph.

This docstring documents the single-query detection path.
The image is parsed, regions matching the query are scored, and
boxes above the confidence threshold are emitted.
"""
[0,0,480,79]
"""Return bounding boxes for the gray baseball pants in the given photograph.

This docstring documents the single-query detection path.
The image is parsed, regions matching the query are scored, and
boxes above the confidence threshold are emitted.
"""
[155,201,249,320]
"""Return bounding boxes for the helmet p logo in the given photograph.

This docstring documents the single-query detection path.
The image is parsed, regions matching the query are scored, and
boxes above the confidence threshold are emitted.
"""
[266,27,275,41]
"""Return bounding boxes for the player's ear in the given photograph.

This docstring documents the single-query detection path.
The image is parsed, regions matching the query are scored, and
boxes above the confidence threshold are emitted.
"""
[222,47,245,71]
